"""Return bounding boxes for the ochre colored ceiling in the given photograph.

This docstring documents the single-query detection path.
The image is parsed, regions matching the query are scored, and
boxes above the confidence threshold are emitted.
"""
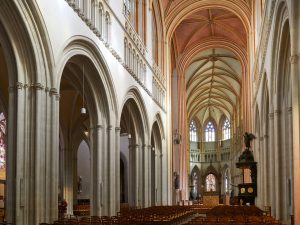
[173,8,247,54]
[162,0,251,18]
[168,4,248,124]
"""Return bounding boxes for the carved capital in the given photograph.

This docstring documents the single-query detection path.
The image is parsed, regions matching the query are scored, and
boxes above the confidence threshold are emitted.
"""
[290,55,299,64]
[31,83,45,90]
[115,127,121,132]
[274,109,281,115]
[49,88,58,96]
[16,82,24,89]
[269,112,274,119]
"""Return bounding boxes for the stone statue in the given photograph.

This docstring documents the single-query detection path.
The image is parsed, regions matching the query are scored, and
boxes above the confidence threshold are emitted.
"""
[243,132,256,148]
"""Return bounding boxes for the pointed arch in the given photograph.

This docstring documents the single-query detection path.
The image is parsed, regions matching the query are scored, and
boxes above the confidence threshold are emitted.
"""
[120,87,150,144]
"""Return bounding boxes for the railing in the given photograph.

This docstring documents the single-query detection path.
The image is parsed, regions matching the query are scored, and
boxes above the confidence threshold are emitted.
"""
[190,148,231,163]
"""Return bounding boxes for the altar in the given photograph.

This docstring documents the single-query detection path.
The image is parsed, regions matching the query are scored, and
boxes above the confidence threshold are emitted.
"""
[203,192,219,206]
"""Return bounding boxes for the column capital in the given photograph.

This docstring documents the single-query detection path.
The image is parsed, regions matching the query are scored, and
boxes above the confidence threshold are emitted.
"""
[269,112,274,119]
[90,125,103,130]
[49,88,60,101]
[115,127,121,132]
[31,82,45,90]
[290,55,298,64]
[10,82,26,91]
[274,109,281,116]
[287,107,292,113]
[107,125,113,130]
[259,137,264,141]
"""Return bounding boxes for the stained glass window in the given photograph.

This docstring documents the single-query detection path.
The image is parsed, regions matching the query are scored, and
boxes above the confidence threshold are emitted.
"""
[223,118,230,140]
[205,121,215,142]
[206,173,216,192]
[0,112,6,169]
[189,120,198,142]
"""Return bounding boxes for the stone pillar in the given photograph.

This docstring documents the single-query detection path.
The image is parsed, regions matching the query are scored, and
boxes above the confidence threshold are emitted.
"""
[107,125,116,216]
[49,89,60,222]
[158,152,163,205]
[274,109,281,219]
[102,125,108,215]
[115,127,121,213]
[90,125,103,216]
[290,54,300,225]
[142,144,149,208]
[147,145,152,207]
[10,82,25,225]
[161,140,168,205]
[268,112,275,216]
[135,144,140,207]
[263,134,269,206]
[128,143,134,206]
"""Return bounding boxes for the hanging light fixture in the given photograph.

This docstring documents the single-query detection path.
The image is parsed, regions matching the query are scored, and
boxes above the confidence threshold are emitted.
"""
[81,64,86,114]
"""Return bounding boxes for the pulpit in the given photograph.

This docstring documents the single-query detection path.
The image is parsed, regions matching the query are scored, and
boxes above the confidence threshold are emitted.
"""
[236,132,257,205]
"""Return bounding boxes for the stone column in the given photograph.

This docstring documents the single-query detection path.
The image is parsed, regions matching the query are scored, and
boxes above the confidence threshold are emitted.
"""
[90,125,103,216]
[268,112,275,216]
[158,152,163,205]
[115,127,121,213]
[263,134,269,206]
[49,88,60,222]
[128,142,134,206]
[107,125,116,216]
[161,140,168,205]
[290,53,300,225]
[142,144,149,208]
[274,109,281,219]
[135,144,141,207]
[10,82,25,225]
[147,145,152,206]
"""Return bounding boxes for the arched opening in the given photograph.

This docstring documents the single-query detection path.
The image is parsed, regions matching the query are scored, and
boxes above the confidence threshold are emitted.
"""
[59,58,92,215]
[119,94,147,208]
[0,22,15,222]
[150,121,162,206]
[58,50,114,216]
[274,19,292,221]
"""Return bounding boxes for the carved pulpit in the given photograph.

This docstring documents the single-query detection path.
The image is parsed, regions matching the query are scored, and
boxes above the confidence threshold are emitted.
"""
[236,132,257,205]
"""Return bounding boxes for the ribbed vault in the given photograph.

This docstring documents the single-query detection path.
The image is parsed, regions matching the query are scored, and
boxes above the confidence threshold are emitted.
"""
[170,6,247,125]
[186,48,241,124]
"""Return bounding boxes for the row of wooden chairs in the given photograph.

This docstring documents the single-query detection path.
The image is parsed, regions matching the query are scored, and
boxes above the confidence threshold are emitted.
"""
[207,205,264,216]
[40,206,195,225]
[185,215,280,225]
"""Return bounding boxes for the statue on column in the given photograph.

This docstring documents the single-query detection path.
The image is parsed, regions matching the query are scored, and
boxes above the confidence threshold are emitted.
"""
[243,132,256,149]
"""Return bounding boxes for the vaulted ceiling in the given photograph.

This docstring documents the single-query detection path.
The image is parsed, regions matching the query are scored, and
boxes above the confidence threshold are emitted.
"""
[186,48,241,124]
[167,2,249,126]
